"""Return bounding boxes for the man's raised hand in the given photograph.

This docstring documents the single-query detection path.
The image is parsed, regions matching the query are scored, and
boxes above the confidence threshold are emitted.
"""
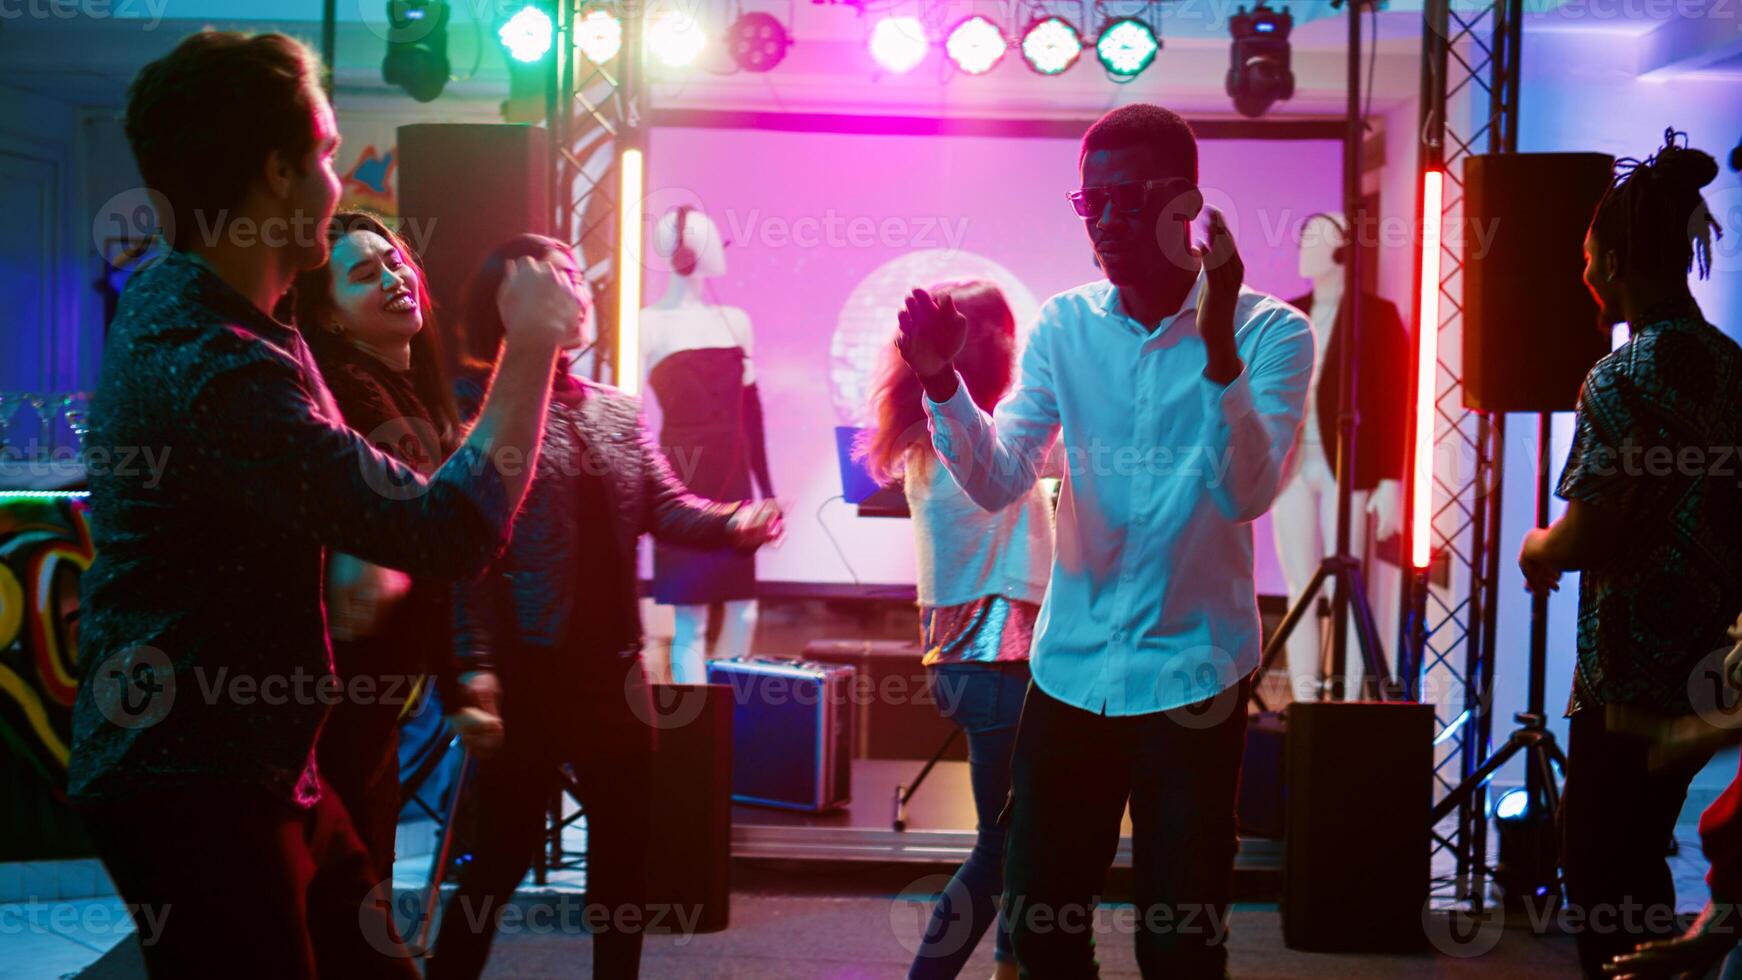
[896,288,968,401]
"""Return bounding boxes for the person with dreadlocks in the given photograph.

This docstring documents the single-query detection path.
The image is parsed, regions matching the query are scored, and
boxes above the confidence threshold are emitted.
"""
[1515,128,1741,977]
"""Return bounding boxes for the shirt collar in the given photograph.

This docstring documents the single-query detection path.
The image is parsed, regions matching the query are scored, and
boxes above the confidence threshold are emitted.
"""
[1097,264,1209,338]
[171,249,299,345]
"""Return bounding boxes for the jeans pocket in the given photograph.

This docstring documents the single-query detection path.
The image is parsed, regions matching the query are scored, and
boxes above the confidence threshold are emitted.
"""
[929,666,991,731]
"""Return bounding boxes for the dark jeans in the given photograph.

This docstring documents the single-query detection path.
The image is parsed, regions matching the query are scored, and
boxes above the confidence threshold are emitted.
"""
[79,782,419,979]
[1561,706,1712,977]
[1002,679,1249,980]
[427,741,653,980]
[909,661,1030,979]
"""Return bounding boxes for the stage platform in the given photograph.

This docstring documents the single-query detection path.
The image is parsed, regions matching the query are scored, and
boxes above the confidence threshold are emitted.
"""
[728,759,1284,899]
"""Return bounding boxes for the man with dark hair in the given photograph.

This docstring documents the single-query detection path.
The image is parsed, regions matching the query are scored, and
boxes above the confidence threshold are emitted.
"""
[71,30,574,977]
[1520,129,1742,978]
[898,103,1313,976]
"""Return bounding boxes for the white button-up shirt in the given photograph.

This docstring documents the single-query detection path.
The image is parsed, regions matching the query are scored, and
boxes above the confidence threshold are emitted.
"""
[925,273,1314,715]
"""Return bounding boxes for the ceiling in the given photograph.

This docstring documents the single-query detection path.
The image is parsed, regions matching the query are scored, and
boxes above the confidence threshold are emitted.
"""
[0,0,1731,116]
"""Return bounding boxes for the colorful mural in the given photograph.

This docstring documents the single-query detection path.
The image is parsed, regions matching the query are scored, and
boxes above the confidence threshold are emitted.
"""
[0,495,92,859]
[341,143,398,215]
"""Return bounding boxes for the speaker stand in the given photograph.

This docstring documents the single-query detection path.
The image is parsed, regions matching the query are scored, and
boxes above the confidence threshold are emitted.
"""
[1252,553,1392,708]
[892,728,961,832]
[1251,0,1395,712]
[1430,412,1564,904]
[406,746,474,958]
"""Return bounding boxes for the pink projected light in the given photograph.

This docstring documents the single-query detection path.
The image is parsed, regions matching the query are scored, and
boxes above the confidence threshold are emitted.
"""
[870,16,929,74]
[1410,171,1444,570]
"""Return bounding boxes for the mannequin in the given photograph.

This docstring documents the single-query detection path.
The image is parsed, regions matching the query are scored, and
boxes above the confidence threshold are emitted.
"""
[642,206,777,682]
[1273,212,1407,701]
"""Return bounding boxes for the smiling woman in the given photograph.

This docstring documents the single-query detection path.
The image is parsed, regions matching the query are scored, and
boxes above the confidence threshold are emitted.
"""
[285,208,470,883]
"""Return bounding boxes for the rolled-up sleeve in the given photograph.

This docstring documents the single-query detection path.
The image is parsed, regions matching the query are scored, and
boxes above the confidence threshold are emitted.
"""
[186,353,514,579]
[1201,303,1314,522]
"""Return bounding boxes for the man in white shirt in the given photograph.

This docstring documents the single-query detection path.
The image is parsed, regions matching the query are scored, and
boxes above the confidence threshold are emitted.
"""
[897,104,1313,977]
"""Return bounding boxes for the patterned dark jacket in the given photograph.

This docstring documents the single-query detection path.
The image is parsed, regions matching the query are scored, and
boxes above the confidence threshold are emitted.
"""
[453,377,741,672]
[1557,312,1742,714]
[71,251,510,806]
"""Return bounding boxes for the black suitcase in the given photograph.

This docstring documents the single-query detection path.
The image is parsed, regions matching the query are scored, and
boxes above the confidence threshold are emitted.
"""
[705,657,854,812]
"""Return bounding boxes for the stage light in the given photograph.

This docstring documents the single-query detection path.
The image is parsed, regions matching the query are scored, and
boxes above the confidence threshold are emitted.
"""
[1409,170,1444,570]
[576,8,622,64]
[618,148,645,395]
[869,16,928,74]
[1226,3,1295,118]
[1493,787,1528,821]
[946,15,1007,76]
[727,11,791,72]
[1020,16,1083,76]
[1096,17,1159,78]
[496,3,552,123]
[497,4,552,63]
[382,0,451,102]
[648,8,707,67]
[1493,783,1558,907]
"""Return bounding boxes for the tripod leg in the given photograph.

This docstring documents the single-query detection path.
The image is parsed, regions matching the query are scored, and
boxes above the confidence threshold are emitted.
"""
[414,748,474,955]
[1346,564,1395,699]
[1534,742,1563,817]
[1254,564,1332,711]
[1432,734,1525,823]
[901,728,962,806]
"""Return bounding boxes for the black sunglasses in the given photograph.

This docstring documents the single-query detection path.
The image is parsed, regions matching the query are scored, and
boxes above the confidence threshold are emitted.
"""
[1066,178,1193,219]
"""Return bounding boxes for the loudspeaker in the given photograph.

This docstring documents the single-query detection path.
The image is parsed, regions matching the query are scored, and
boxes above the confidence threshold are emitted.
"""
[1463,152,1615,412]
[1282,701,1434,952]
[397,124,550,369]
[645,684,732,933]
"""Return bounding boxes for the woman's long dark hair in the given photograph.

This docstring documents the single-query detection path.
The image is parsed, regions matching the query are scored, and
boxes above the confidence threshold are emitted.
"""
[459,232,576,373]
[291,210,461,451]
[855,279,1018,486]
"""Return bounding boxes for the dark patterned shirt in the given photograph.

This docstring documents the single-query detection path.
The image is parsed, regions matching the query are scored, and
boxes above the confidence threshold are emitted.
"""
[1558,312,1742,714]
[70,250,512,806]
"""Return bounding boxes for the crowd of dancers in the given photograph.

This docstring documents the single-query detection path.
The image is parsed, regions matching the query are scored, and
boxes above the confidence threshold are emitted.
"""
[66,27,1742,980]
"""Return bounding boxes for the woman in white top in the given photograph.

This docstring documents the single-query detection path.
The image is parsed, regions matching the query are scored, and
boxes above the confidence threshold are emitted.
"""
[858,279,1054,980]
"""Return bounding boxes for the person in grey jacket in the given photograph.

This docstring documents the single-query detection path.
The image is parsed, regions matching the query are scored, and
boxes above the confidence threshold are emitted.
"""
[428,234,783,980]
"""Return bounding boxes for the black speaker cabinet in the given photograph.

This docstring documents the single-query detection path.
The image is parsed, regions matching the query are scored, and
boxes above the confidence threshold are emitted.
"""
[396,124,550,369]
[1463,151,1616,413]
[1282,701,1434,952]
[645,684,732,933]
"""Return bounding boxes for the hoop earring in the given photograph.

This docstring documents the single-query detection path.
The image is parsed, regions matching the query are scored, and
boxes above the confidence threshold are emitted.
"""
[327,321,344,336]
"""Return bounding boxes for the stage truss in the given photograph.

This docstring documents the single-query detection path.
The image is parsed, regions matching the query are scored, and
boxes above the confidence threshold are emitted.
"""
[1402,0,1525,912]
[549,0,648,385]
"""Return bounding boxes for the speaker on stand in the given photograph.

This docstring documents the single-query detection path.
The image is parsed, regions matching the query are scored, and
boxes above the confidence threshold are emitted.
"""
[1430,150,1615,907]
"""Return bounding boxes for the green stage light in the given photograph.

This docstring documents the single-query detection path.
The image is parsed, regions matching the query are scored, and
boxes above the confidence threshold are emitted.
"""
[1096,17,1159,79]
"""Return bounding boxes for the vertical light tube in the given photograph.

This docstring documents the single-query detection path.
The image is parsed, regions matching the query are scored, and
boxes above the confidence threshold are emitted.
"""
[1411,170,1444,570]
[616,147,645,394]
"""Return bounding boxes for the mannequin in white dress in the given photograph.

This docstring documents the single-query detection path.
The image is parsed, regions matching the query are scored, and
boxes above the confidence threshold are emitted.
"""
[642,207,776,682]
[1273,212,1406,701]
